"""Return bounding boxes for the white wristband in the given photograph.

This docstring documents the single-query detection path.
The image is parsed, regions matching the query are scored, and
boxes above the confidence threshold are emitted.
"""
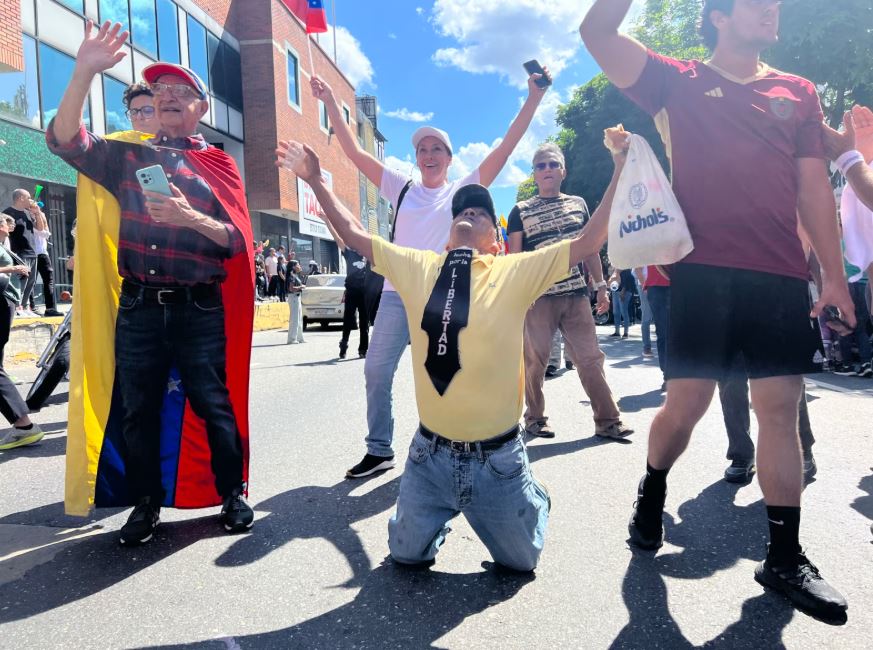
[835,150,864,176]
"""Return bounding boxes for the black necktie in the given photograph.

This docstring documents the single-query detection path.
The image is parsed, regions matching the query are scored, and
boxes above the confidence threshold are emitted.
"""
[420,249,472,396]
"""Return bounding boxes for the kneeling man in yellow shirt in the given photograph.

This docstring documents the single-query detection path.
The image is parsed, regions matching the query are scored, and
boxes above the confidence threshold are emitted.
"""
[277,130,626,571]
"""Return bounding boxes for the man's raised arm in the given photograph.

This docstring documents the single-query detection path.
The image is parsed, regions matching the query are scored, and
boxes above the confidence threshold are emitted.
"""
[579,0,648,89]
[823,106,873,211]
[276,141,373,261]
[54,20,128,144]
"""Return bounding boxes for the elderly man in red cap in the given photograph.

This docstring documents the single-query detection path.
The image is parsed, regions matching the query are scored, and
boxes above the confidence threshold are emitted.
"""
[47,21,255,545]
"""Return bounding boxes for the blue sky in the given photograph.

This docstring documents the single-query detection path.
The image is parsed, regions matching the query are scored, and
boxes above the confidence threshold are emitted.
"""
[318,0,642,217]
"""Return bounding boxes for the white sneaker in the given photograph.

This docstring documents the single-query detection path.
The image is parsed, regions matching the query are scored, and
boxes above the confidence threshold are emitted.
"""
[0,424,44,450]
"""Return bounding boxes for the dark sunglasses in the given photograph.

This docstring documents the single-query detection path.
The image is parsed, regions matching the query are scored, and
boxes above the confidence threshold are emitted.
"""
[125,106,156,119]
[534,161,562,171]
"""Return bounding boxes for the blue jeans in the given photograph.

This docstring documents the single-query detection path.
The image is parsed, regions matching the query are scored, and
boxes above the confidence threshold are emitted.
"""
[838,281,872,365]
[647,286,671,376]
[115,287,243,502]
[364,291,410,457]
[638,282,653,351]
[388,429,551,571]
[612,289,631,333]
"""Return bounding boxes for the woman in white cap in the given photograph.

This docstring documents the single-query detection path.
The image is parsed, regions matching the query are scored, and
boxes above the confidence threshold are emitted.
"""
[310,68,551,480]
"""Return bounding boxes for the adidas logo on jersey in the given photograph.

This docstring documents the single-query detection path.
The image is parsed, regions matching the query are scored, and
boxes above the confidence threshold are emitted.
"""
[705,87,724,98]
[812,350,824,364]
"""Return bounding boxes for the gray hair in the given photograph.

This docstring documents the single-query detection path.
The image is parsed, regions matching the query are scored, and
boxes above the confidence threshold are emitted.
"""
[12,188,29,202]
[532,143,565,169]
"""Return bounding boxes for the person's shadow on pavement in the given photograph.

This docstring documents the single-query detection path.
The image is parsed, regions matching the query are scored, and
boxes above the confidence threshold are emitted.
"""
[150,558,534,649]
[0,515,225,626]
[852,470,873,524]
[214,477,401,587]
[611,479,796,647]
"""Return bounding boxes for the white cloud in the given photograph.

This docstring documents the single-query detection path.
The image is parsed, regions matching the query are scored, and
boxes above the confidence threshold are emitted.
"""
[388,33,397,40]
[322,25,375,89]
[430,0,644,88]
[383,108,435,123]
[416,7,424,15]
[384,154,420,182]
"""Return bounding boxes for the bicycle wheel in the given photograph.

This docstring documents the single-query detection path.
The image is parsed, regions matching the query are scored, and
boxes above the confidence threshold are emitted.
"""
[26,339,70,411]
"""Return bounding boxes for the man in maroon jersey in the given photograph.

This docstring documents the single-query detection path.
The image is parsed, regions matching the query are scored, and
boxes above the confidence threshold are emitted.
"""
[581,0,854,622]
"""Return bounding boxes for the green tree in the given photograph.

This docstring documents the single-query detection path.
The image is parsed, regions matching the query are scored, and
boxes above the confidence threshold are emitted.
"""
[515,176,537,202]
[768,0,873,125]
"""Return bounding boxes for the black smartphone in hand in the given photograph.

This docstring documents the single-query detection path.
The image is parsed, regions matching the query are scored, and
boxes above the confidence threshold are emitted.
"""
[823,305,854,335]
[523,59,552,88]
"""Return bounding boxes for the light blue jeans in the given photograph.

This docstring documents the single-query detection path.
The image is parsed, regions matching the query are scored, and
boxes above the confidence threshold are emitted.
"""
[388,429,551,571]
[364,291,410,457]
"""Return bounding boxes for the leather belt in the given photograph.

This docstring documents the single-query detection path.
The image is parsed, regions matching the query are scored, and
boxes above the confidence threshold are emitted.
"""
[418,423,520,453]
[121,280,221,306]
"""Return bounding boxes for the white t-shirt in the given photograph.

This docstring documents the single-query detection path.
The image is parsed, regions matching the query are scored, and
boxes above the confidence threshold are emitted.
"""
[264,255,278,277]
[379,166,481,292]
[33,228,50,256]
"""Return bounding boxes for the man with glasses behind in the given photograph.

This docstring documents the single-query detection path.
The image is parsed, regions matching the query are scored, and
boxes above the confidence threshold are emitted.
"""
[47,21,255,545]
[507,143,632,441]
[122,82,157,134]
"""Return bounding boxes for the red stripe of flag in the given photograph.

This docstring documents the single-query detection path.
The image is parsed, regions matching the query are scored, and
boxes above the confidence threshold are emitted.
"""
[279,0,328,34]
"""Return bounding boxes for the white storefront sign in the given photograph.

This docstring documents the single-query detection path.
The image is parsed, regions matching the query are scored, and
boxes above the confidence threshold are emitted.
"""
[296,169,335,241]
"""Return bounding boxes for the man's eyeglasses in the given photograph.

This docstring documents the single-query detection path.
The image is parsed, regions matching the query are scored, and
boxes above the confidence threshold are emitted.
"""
[534,161,562,171]
[149,83,199,98]
[125,106,156,119]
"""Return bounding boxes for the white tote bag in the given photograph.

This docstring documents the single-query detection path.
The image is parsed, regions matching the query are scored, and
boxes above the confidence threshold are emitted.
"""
[607,134,693,269]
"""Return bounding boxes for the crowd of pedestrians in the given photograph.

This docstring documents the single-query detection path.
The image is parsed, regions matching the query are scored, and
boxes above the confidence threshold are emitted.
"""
[3,0,873,631]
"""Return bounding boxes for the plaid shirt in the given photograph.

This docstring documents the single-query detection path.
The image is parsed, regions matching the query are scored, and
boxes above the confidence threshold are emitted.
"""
[46,122,246,286]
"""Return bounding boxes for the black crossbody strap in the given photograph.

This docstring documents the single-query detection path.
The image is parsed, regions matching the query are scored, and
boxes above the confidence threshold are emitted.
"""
[389,180,414,242]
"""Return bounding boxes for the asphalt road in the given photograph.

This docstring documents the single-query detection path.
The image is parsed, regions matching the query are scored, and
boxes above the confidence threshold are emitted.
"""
[1,323,871,649]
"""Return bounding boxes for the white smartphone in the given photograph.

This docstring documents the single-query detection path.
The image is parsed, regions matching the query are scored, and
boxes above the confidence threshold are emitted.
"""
[135,164,173,197]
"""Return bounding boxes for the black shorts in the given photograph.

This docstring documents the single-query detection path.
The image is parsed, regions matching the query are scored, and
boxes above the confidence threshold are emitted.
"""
[666,263,823,380]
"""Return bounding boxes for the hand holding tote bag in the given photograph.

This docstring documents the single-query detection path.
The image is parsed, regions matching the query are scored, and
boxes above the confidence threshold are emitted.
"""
[607,134,693,269]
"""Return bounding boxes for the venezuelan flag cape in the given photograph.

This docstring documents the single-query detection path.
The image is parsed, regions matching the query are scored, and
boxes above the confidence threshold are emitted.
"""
[64,131,254,516]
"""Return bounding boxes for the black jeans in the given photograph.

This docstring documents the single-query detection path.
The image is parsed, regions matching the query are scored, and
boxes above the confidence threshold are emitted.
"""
[340,287,369,354]
[0,296,26,423]
[719,376,815,462]
[647,286,670,376]
[29,254,55,310]
[114,286,243,503]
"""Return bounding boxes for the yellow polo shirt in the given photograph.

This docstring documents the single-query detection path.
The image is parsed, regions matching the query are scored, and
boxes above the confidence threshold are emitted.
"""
[371,237,572,441]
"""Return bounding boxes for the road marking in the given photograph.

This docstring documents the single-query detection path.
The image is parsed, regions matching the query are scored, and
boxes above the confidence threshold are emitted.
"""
[805,377,873,395]
[0,526,104,562]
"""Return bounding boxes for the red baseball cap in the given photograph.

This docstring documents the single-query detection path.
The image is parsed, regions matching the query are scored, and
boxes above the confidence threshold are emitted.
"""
[142,62,208,99]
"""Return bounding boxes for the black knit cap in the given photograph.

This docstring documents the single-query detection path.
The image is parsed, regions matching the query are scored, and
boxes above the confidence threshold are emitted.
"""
[451,184,497,226]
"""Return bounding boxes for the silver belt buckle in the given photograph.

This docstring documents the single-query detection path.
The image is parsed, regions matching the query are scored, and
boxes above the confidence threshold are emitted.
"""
[157,289,174,305]
[450,440,471,453]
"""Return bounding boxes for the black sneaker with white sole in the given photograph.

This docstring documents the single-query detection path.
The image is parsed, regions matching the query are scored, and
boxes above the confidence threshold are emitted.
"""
[346,453,395,479]
[220,488,254,532]
[754,549,848,623]
[724,459,756,483]
[119,499,161,545]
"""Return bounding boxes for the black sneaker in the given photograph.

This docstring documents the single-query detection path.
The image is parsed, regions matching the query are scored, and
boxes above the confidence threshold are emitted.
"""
[832,364,858,376]
[545,364,558,378]
[43,308,63,317]
[119,499,161,545]
[628,476,665,550]
[724,459,756,483]
[754,550,848,623]
[346,453,395,478]
[859,362,873,378]
[565,360,574,370]
[339,344,347,359]
[220,488,254,532]
[609,331,621,338]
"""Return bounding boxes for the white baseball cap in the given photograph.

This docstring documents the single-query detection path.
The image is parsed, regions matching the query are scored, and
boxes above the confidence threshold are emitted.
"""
[411,126,453,156]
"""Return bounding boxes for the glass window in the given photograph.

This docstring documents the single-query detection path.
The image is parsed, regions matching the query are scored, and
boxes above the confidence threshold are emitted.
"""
[103,76,131,134]
[130,0,158,56]
[207,31,220,90]
[319,100,329,130]
[39,42,90,129]
[56,0,85,13]
[187,16,209,89]
[0,35,39,128]
[156,0,180,63]
[222,43,242,110]
[286,50,299,106]
[99,0,130,34]
[342,105,350,124]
